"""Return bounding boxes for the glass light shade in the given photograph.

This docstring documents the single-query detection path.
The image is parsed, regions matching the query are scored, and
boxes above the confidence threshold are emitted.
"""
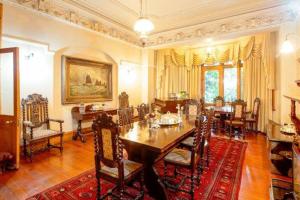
[280,39,294,54]
[134,17,154,34]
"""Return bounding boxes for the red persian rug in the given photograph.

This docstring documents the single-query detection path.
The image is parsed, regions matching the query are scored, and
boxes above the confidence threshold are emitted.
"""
[26,137,247,200]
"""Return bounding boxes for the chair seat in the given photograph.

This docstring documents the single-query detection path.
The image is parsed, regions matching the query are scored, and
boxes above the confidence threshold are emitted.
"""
[164,148,194,166]
[25,129,62,140]
[225,120,244,125]
[100,159,143,180]
[181,136,207,147]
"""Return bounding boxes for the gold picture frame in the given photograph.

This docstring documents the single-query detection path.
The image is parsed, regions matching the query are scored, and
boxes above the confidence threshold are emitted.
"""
[61,56,113,104]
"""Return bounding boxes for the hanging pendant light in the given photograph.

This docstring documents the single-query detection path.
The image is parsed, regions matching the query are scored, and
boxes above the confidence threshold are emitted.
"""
[134,0,154,38]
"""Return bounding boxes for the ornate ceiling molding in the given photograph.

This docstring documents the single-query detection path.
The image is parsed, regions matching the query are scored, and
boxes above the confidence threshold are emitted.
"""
[5,0,142,46]
[145,5,298,47]
[3,0,299,48]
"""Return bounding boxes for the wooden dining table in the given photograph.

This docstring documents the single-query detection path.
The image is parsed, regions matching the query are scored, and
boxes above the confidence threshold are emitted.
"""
[206,105,232,114]
[119,116,197,200]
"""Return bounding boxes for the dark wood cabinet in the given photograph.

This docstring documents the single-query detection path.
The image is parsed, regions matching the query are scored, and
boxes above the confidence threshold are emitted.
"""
[154,98,190,113]
[267,121,294,177]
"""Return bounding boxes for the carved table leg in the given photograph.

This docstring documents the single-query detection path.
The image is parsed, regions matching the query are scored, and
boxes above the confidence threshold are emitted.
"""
[125,143,166,200]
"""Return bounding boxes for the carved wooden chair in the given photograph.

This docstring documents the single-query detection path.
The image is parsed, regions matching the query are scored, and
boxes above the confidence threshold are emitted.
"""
[184,99,200,116]
[21,94,64,162]
[119,92,129,109]
[245,98,261,133]
[163,115,207,200]
[181,110,213,168]
[92,113,144,200]
[225,99,247,139]
[212,96,225,132]
[199,97,205,113]
[136,103,150,121]
[118,106,134,126]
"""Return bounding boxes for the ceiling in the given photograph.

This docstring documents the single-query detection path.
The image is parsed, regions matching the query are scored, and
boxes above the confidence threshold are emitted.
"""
[11,0,298,47]
[64,0,290,34]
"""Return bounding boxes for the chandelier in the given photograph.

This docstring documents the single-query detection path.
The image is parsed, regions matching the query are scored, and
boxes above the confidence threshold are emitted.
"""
[133,0,154,39]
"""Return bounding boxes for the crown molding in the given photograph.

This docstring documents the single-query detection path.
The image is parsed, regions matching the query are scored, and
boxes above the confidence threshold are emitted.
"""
[3,0,298,48]
[5,0,143,46]
[145,5,298,47]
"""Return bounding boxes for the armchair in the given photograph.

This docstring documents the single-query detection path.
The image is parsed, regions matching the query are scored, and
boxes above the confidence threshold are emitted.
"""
[21,94,64,161]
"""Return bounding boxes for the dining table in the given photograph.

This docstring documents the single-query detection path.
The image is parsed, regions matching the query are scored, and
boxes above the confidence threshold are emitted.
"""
[119,115,197,200]
[206,105,232,114]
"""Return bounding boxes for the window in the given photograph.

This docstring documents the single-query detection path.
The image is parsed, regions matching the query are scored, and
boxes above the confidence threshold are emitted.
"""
[201,62,243,103]
[204,70,219,103]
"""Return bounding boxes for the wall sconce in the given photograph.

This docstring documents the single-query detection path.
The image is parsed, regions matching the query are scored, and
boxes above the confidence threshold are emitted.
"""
[280,33,299,54]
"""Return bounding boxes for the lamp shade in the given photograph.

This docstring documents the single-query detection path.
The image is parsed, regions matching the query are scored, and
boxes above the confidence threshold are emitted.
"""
[280,39,294,54]
[134,17,154,34]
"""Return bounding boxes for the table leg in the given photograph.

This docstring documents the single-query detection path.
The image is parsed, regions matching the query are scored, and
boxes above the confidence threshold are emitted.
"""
[128,146,166,200]
[73,120,87,143]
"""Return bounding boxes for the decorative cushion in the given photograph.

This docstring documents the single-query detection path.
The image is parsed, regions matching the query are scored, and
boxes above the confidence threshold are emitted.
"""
[225,120,244,125]
[26,129,61,140]
[100,159,142,179]
[164,148,192,166]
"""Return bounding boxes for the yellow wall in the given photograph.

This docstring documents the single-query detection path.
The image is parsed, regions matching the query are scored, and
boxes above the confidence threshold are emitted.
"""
[277,20,300,124]
[3,4,147,132]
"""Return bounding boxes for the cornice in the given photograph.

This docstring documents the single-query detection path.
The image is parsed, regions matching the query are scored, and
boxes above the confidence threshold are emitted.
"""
[145,5,298,47]
[5,0,143,46]
[3,0,299,48]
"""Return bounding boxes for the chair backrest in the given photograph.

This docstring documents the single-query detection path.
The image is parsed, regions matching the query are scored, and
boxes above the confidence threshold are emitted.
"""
[137,103,150,121]
[199,97,205,112]
[214,96,224,107]
[119,92,129,109]
[191,115,207,162]
[185,99,200,116]
[118,106,134,126]
[232,99,247,120]
[21,94,49,128]
[92,112,122,170]
[252,98,261,119]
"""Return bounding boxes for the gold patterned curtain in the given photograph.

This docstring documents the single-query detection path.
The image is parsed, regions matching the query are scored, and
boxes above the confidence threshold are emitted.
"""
[155,32,276,132]
[155,41,241,99]
[242,32,276,132]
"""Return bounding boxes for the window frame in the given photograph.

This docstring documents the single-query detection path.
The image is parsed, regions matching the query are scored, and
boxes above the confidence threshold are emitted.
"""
[201,61,243,103]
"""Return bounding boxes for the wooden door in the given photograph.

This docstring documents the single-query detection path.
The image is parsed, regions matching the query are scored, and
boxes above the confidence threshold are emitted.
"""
[0,47,20,169]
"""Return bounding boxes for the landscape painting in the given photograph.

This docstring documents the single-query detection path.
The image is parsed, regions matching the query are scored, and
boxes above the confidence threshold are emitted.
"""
[62,56,112,104]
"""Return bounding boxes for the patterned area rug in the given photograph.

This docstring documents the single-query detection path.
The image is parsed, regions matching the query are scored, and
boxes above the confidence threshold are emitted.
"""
[26,137,247,200]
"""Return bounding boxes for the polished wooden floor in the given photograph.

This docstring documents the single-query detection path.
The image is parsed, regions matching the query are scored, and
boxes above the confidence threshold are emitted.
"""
[0,133,271,200]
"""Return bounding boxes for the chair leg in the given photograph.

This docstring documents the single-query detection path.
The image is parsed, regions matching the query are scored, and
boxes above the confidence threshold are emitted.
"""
[139,171,145,199]
[242,126,246,139]
[190,171,195,200]
[23,139,27,158]
[229,125,232,139]
[206,145,210,167]
[47,138,50,151]
[29,143,33,162]
[255,122,258,134]
[60,135,64,154]
[164,162,168,184]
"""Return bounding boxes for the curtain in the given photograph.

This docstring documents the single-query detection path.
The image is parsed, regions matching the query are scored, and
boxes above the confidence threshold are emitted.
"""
[242,32,276,132]
[155,32,276,132]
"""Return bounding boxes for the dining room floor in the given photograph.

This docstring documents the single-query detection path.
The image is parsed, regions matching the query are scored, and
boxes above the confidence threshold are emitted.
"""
[0,132,270,200]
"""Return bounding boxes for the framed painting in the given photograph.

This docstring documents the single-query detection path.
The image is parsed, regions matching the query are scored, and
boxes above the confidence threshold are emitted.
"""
[61,56,113,104]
